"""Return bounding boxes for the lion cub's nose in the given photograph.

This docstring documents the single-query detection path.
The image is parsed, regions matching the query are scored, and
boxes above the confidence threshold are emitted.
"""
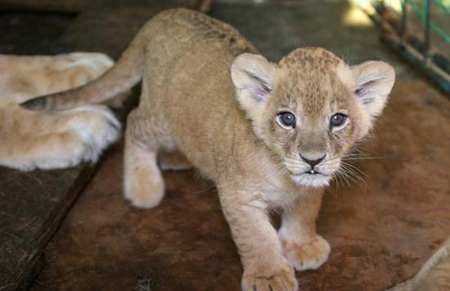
[300,154,326,169]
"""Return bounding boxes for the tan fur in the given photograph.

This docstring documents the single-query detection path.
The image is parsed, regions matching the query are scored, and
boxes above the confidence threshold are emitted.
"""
[389,239,450,291]
[158,150,193,171]
[0,53,122,170]
[22,9,395,290]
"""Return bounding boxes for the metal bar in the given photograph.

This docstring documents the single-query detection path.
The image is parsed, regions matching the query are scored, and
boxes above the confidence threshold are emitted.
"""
[382,34,450,94]
[431,21,450,42]
[400,0,408,40]
[363,0,450,96]
[405,0,450,42]
[433,0,450,14]
[423,0,432,61]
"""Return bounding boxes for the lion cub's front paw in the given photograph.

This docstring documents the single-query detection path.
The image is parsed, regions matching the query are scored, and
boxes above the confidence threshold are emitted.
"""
[281,235,331,271]
[242,266,298,291]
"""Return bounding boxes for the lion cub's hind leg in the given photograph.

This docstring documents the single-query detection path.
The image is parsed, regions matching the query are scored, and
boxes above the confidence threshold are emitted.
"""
[124,135,164,209]
[123,110,167,209]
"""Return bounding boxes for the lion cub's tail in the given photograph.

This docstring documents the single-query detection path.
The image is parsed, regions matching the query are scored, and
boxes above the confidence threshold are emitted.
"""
[21,24,149,111]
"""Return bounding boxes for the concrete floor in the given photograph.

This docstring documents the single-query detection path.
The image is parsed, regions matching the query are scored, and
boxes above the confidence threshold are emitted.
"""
[28,1,450,290]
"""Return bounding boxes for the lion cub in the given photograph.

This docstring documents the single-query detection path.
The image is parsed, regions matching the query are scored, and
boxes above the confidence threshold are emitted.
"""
[23,9,395,290]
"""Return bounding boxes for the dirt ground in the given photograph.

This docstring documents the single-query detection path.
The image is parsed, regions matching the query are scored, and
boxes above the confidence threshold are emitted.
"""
[30,80,450,290]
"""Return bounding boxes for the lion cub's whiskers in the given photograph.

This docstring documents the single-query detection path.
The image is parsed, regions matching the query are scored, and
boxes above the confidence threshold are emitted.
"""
[338,161,368,189]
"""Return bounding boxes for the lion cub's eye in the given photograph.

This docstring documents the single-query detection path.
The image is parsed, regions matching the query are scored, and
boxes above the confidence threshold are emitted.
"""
[330,113,347,128]
[278,112,296,128]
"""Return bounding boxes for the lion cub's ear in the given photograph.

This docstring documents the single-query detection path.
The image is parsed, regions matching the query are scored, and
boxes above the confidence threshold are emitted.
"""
[231,53,277,114]
[351,61,395,120]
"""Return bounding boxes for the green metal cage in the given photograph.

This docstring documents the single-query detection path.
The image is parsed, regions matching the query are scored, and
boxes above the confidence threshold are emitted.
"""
[357,0,450,94]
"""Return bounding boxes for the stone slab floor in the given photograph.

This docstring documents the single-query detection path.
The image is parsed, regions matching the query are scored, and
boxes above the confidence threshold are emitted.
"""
[30,0,450,290]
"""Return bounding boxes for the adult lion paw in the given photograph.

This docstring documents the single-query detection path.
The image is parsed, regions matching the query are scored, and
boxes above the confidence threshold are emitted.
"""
[282,235,331,271]
[242,267,298,291]
[65,105,121,164]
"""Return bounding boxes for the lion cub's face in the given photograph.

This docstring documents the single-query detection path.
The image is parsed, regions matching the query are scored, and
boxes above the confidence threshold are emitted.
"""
[231,48,395,188]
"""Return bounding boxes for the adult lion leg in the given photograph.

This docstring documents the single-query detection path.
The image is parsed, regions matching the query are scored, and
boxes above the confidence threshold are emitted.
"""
[278,189,330,271]
[388,238,450,291]
[0,131,97,171]
[123,109,166,209]
[218,186,298,291]
[0,104,120,171]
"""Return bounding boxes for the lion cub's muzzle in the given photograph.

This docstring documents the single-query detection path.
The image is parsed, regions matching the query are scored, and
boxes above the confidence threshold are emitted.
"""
[300,153,326,175]
[285,152,339,188]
